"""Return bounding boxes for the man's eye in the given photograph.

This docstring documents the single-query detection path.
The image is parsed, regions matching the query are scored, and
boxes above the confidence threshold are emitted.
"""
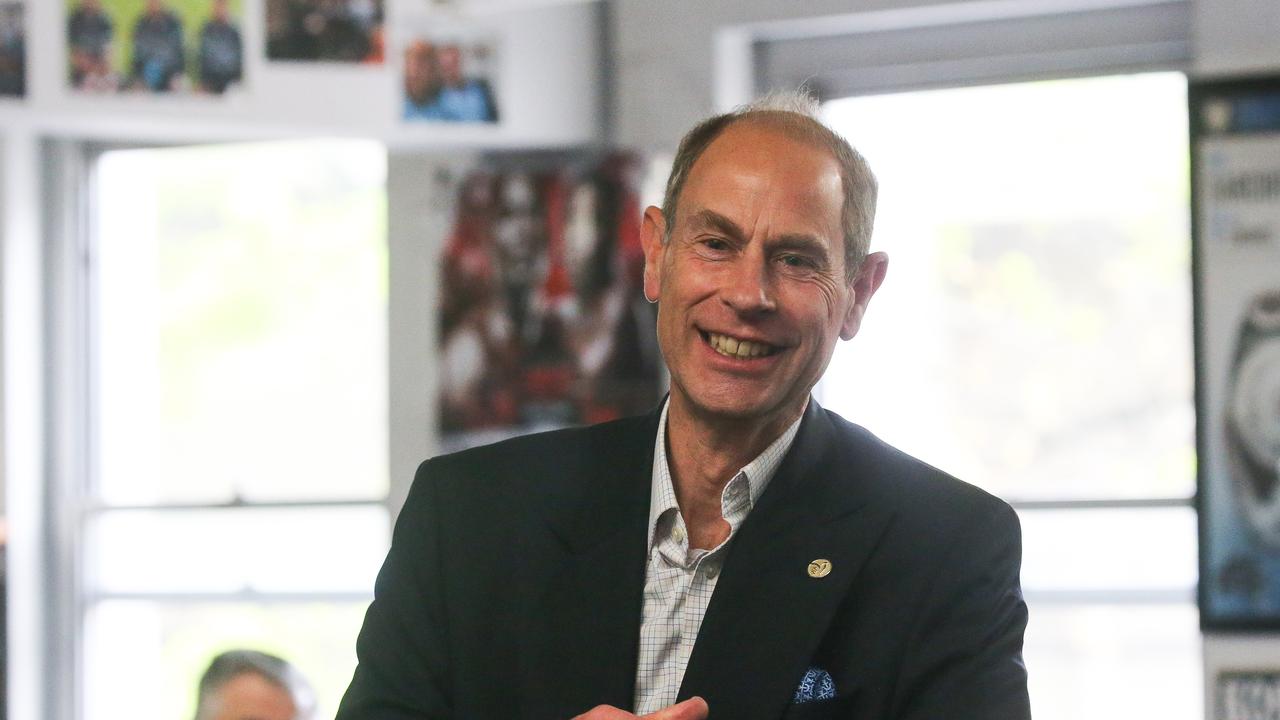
[779,254,815,269]
[703,238,729,251]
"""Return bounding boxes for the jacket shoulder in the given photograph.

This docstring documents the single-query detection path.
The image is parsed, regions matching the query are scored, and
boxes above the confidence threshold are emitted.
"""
[416,413,655,498]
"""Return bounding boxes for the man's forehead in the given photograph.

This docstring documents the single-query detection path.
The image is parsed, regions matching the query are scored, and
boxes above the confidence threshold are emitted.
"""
[685,123,840,191]
[678,126,842,224]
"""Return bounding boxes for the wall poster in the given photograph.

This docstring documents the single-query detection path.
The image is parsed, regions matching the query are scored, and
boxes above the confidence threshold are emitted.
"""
[438,154,663,453]
[1195,76,1280,629]
[66,0,244,95]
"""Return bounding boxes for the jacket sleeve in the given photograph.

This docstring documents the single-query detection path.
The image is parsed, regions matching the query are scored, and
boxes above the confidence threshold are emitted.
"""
[337,460,453,719]
[892,501,1032,720]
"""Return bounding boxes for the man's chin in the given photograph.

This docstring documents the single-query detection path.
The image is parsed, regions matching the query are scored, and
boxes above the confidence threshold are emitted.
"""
[678,390,792,426]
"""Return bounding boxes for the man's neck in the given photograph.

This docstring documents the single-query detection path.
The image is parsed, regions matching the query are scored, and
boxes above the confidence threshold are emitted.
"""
[663,395,804,549]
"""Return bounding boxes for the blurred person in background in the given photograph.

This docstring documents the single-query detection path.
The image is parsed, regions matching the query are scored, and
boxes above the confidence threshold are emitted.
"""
[402,39,445,121]
[434,43,498,122]
[129,0,185,92]
[194,649,317,720]
[67,0,114,90]
[0,3,24,97]
[198,0,242,94]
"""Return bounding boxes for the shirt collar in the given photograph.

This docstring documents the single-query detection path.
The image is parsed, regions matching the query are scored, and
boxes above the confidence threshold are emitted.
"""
[647,398,804,551]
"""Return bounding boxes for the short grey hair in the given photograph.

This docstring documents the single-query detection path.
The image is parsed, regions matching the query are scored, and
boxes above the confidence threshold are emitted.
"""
[194,649,317,720]
[659,90,878,283]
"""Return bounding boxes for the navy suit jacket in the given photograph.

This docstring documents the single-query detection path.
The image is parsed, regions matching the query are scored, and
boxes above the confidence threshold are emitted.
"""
[337,400,1031,719]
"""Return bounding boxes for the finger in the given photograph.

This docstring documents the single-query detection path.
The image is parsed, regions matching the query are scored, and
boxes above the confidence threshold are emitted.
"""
[571,704,637,720]
[643,696,709,720]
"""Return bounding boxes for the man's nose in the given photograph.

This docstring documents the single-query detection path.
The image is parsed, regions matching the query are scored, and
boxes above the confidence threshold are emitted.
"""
[721,256,778,316]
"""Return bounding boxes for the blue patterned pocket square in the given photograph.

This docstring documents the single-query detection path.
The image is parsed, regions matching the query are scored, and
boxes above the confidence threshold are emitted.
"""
[792,667,836,704]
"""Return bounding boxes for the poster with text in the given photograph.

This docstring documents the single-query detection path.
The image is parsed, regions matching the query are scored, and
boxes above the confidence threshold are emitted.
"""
[438,154,662,452]
[266,0,383,64]
[0,2,23,97]
[66,0,243,95]
[1195,77,1280,629]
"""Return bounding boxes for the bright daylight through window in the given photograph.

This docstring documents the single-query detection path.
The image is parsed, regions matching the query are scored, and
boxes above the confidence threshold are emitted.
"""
[82,140,388,720]
[821,72,1198,720]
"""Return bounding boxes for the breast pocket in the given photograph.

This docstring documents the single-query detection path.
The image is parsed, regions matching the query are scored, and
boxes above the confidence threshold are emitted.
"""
[779,692,858,720]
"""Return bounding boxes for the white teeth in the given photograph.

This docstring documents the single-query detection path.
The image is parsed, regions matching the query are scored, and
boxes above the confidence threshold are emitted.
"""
[707,332,774,359]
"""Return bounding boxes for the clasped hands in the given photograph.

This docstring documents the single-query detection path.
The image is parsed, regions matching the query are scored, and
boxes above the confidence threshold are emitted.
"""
[572,697,709,720]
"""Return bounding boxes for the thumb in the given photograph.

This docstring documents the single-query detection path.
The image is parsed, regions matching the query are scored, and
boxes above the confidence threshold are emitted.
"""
[644,697,709,720]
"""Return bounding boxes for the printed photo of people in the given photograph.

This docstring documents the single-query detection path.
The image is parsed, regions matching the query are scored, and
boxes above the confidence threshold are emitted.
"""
[266,0,383,64]
[66,0,243,95]
[438,155,662,451]
[0,2,23,98]
[402,35,498,123]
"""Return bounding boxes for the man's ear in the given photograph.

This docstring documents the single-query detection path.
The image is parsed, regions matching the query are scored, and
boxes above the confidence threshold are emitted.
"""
[840,251,889,340]
[640,205,667,303]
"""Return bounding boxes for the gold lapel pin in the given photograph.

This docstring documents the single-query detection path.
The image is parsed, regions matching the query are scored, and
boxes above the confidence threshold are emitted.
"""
[807,559,832,578]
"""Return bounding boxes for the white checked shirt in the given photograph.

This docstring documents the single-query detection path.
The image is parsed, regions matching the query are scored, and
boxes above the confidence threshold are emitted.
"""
[632,401,802,714]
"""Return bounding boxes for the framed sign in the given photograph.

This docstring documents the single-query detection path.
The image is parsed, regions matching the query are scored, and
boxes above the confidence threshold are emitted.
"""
[1194,76,1280,629]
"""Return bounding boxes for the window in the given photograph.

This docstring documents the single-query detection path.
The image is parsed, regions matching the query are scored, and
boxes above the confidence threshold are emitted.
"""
[820,73,1197,719]
[72,140,388,719]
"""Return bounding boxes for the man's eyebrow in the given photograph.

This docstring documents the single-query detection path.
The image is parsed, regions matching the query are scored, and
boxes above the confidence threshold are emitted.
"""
[688,209,833,262]
[771,233,830,255]
[687,209,745,240]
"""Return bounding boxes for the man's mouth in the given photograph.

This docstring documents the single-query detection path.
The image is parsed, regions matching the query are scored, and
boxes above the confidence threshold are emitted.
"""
[702,331,779,359]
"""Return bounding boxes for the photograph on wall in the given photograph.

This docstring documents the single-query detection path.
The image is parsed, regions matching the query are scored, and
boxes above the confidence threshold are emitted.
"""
[1194,77,1280,629]
[438,154,662,452]
[265,0,383,64]
[66,0,244,95]
[0,2,24,97]
[400,27,498,124]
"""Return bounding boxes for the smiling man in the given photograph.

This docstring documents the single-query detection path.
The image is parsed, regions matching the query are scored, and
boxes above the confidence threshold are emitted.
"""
[338,93,1030,720]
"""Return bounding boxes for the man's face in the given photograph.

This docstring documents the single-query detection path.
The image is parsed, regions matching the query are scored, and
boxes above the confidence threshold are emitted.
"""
[642,121,885,429]
[145,0,163,15]
[208,672,297,720]
[404,42,437,101]
[438,46,462,84]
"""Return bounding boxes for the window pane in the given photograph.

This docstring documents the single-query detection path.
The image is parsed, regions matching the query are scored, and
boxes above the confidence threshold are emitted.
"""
[820,73,1192,501]
[1024,603,1201,720]
[83,601,367,720]
[86,507,389,594]
[94,140,388,504]
[1019,507,1197,593]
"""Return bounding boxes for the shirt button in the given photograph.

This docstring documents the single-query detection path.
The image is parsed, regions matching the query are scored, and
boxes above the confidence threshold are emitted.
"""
[672,525,685,543]
[704,563,719,579]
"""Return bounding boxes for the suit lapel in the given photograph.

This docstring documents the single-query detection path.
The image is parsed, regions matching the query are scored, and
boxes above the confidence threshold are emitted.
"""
[518,411,658,720]
[677,402,895,720]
